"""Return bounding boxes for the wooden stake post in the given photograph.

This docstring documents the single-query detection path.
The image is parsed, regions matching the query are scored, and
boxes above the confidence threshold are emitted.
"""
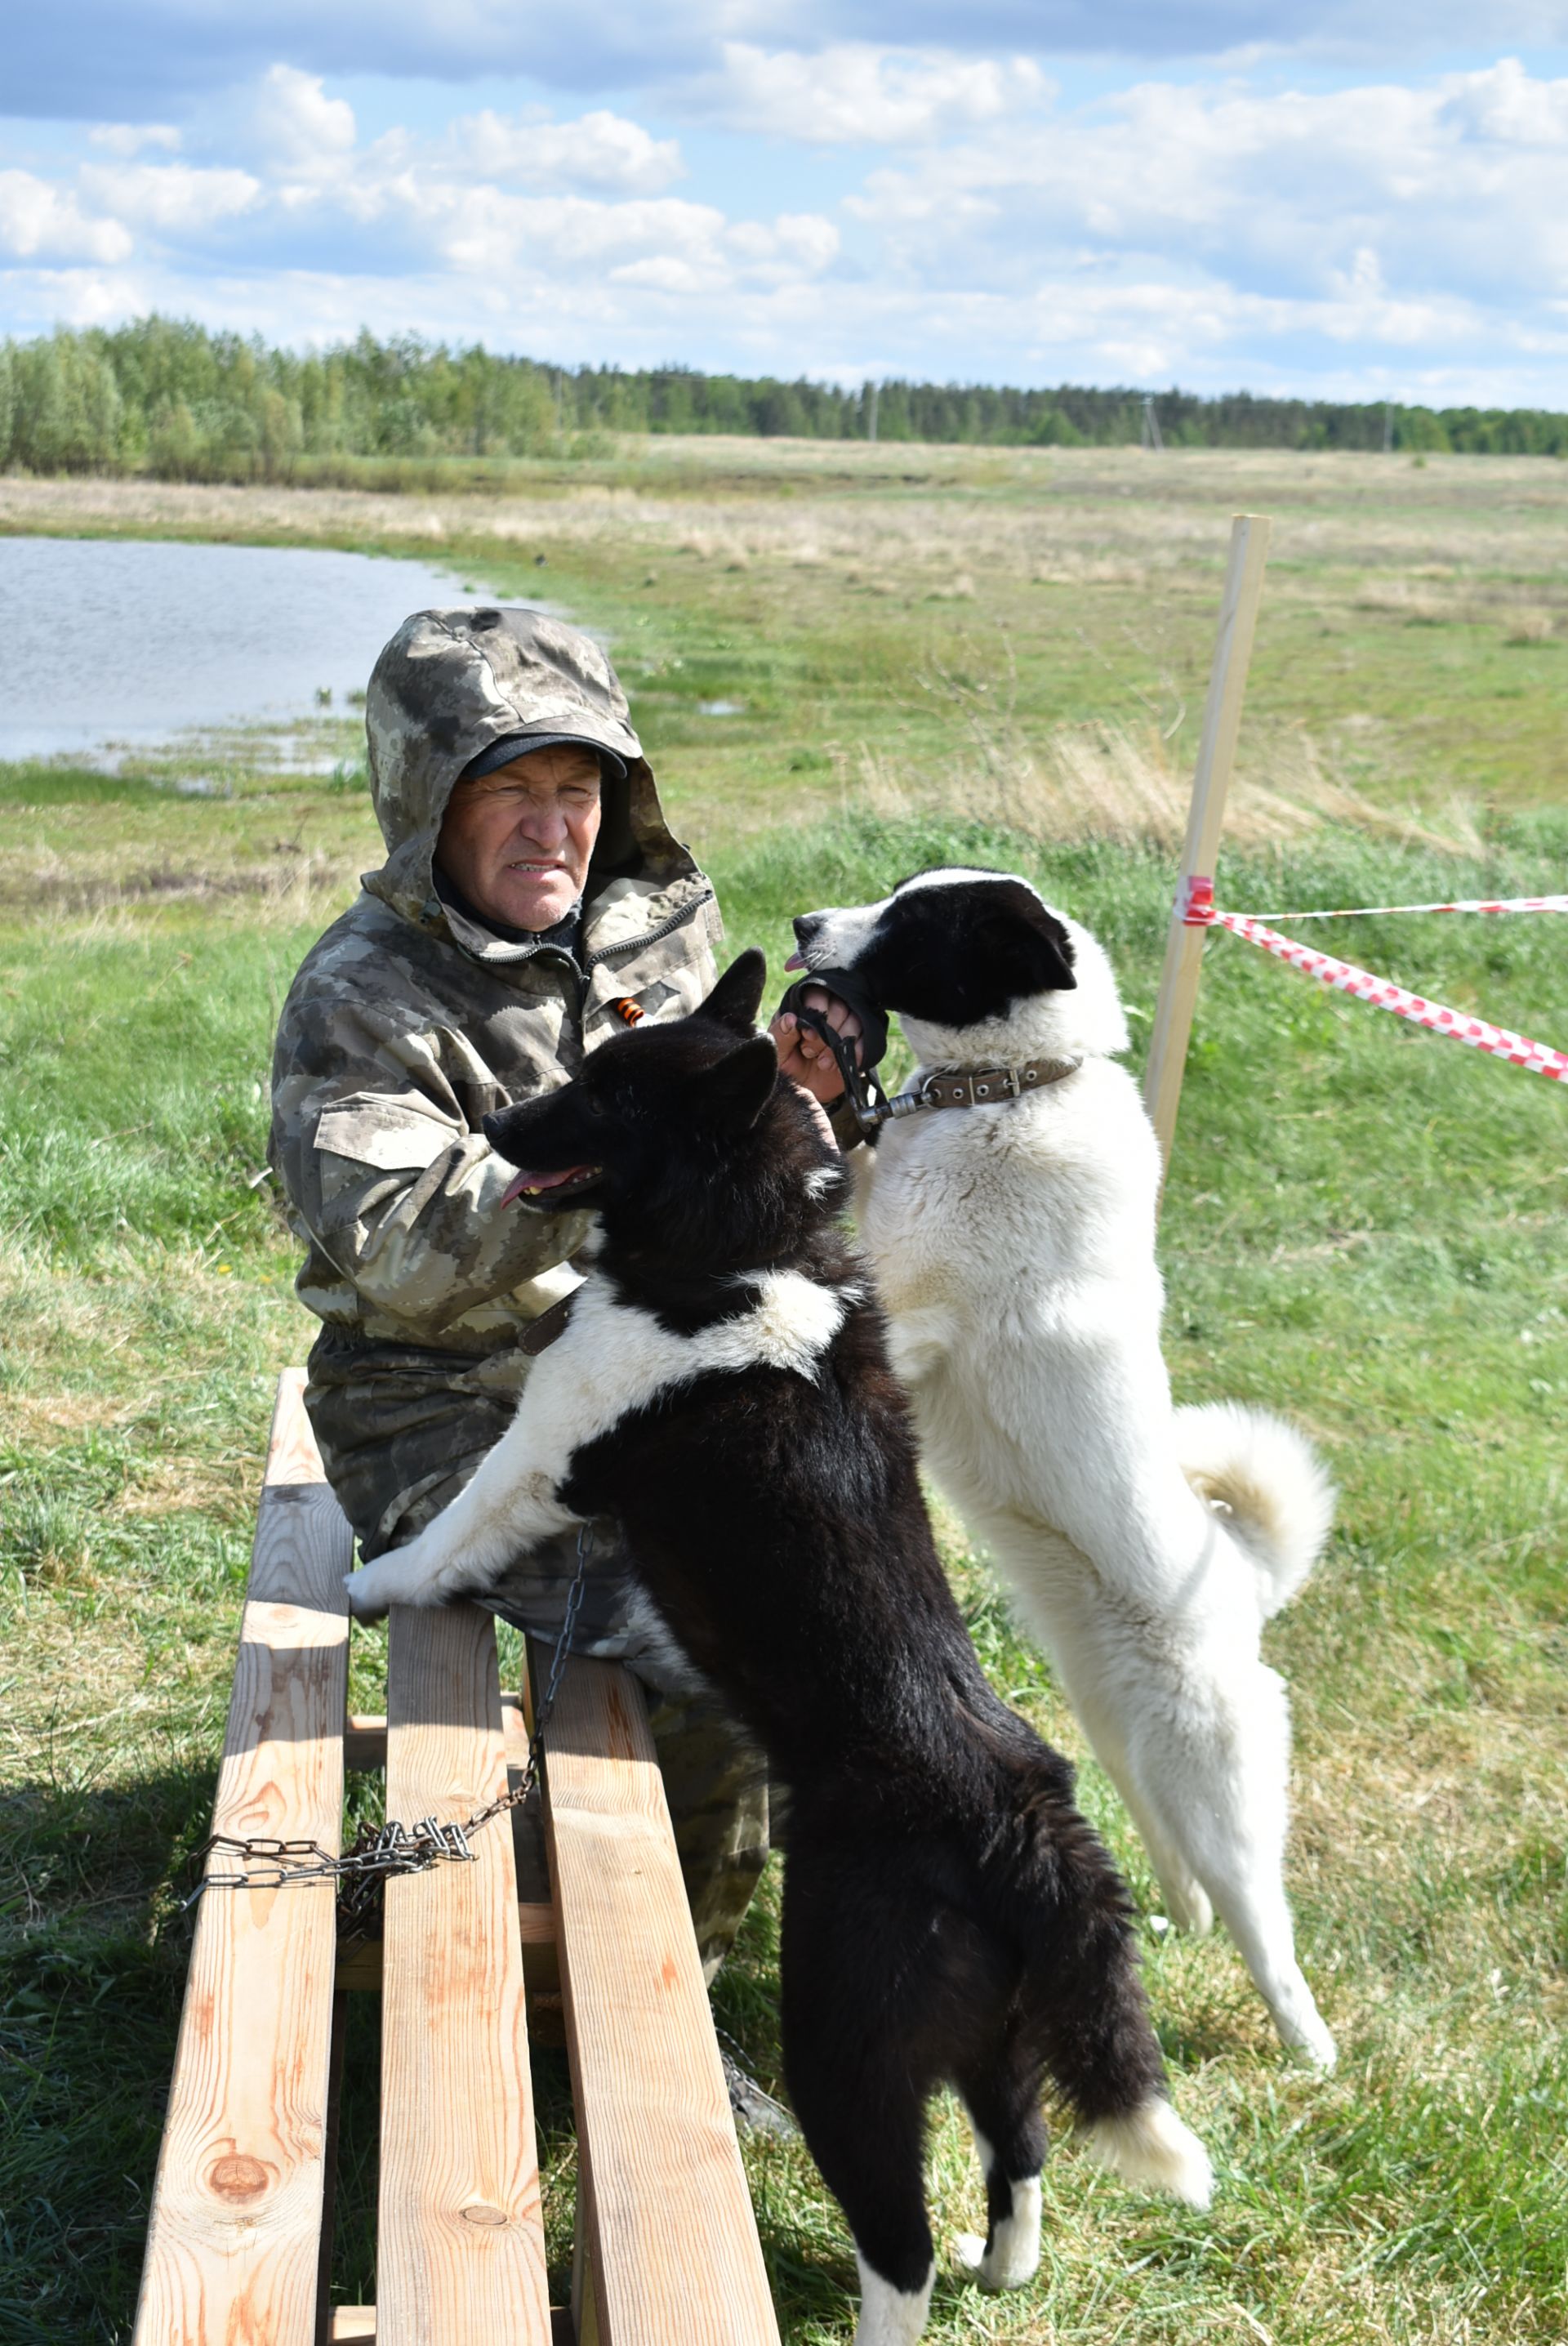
[1143,513,1272,1172]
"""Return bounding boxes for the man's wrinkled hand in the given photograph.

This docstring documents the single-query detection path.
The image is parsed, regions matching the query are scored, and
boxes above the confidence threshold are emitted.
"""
[770,987,863,1106]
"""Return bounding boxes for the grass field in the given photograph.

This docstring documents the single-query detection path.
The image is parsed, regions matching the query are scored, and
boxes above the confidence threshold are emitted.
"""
[2,444,1566,2344]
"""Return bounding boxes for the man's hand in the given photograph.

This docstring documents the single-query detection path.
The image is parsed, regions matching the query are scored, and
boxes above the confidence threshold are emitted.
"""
[770,987,863,1106]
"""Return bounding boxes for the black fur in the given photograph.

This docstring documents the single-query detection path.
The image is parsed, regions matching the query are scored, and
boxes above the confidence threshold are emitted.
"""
[483,948,1165,2296]
[791,868,1076,1031]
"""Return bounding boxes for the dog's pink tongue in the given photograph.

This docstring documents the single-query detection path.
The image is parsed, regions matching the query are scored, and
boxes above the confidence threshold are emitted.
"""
[783,951,804,971]
[499,1164,594,1206]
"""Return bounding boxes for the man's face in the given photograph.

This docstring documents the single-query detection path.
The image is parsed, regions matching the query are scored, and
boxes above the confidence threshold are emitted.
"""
[436,744,604,931]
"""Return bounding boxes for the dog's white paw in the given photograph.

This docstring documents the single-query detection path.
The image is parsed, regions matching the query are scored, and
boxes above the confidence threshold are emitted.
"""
[954,2184,1041,2290]
[1284,2012,1338,2072]
[1158,1880,1214,1937]
[343,1561,399,1618]
[343,1541,449,1618]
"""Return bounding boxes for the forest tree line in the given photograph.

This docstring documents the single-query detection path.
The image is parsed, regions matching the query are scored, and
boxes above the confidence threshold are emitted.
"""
[4,316,1566,480]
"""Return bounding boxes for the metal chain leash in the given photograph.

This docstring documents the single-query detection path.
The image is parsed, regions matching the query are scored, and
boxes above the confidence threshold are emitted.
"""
[182,1523,593,1934]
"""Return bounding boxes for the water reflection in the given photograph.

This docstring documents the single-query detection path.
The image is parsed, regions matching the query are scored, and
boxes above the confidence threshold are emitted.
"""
[0,537,513,761]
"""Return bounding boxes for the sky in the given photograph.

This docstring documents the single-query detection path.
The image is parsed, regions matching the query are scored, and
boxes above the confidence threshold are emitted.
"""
[5,3,1568,404]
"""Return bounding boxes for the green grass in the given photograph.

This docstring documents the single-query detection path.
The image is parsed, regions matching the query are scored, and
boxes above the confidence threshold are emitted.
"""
[2,448,1567,2342]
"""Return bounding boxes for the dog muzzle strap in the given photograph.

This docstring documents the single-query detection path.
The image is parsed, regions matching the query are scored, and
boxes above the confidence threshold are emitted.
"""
[775,966,892,1139]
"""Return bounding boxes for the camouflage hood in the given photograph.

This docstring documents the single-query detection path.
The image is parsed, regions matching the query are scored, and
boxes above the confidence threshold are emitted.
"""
[363,604,694,932]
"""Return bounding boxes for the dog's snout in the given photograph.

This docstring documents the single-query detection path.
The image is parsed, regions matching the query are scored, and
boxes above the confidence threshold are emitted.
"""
[480,1112,506,1148]
[792,912,822,943]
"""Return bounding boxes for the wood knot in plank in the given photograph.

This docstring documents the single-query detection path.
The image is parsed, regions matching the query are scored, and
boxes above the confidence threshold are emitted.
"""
[459,2202,509,2227]
[207,2153,273,2201]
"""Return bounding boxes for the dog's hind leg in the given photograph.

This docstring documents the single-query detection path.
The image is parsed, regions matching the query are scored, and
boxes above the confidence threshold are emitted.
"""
[1050,1673,1215,1938]
[1120,1792,1214,1938]
[786,2030,935,2346]
[1205,1865,1334,2070]
[1110,1654,1334,2070]
[782,1856,973,2344]
[954,2036,1048,2291]
[974,1514,1215,1935]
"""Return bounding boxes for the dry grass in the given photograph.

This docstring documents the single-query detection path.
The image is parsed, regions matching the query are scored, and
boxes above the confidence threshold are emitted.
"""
[851,667,1486,855]
[10,444,1568,600]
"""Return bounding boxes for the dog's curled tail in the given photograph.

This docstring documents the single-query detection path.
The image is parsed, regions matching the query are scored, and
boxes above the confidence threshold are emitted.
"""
[1177,1400,1334,1617]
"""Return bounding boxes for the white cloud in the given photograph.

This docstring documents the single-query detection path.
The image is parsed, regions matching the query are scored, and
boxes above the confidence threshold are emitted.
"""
[844,60,1568,318]
[87,123,181,158]
[404,186,837,297]
[10,51,1568,404]
[0,172,132,264]
[1438,53,1568,145]
[456,108,685,194]
[78,163,261,233]
[681,41,1051,144]
[250,63,357,167]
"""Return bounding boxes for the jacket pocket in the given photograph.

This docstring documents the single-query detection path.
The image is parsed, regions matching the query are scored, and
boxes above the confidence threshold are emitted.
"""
[314,1090,462,1172]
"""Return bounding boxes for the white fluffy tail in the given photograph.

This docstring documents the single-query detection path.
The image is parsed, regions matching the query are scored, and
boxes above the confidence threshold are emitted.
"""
[1178,1401,1334,1618]
[1082,2097,1214,2210]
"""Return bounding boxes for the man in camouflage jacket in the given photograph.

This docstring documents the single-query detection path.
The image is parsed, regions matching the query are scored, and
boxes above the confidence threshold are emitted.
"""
[270,604,848,1976]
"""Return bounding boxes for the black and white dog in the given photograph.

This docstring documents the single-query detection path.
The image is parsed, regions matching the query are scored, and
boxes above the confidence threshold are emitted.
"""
[345,950,1210,2346]
[787,871,1337,2070]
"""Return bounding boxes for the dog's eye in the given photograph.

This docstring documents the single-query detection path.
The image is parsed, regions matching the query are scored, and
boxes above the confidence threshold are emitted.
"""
[583,1094,608,1121]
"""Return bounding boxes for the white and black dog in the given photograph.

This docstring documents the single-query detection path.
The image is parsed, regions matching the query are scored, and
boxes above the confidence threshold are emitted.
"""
[787,872,1338,2071]
[346,950,1211,2346]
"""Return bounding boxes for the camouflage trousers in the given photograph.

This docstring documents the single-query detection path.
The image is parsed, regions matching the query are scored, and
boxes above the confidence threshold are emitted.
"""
[306,1330,770,1978]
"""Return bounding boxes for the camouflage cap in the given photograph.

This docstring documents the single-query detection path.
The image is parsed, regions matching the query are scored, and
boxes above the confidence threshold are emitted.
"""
[363,606,653,927]
[461,731,628,783]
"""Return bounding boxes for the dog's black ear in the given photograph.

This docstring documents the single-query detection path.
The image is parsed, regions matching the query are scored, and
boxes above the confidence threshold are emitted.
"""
[689,1034,777,1131]
[978,890,1076,994]
[702,948,768,1034]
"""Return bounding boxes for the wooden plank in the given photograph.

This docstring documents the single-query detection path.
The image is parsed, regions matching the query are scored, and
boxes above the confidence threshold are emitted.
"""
[334,1902,557,1992]
[572,2161,601,2346]
[132,1370,353,2346]
[538,1652,781,2346]
[1143,512,1272,1174]
[349,1698,545,1776]
[330,2308,576,2343]
[314,1991,350,2346]
[343,1714,387,1772]
[377,1602,552,2345]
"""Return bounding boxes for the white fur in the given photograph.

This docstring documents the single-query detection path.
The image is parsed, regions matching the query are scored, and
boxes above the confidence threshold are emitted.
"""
[835,879,1339,2069]
[955,2174,1043,2290]
[954,2116,1042,2290]
[345,1267,853,1614]
[1177,1400,1335,1617]
[1084,2097,1214,2210]
[853,2254,934,2346]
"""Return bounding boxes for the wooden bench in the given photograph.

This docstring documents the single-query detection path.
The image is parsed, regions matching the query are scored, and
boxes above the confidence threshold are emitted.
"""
[133,1369,782,2346]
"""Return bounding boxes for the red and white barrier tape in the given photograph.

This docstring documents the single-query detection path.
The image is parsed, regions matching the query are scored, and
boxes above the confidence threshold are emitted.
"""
[1178,875,1568,1084]
[1228,892,1568,923]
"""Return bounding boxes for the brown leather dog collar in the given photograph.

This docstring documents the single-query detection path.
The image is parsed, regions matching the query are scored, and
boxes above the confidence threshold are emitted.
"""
[520,1292,577,1356]
[893,1056,1083,1115]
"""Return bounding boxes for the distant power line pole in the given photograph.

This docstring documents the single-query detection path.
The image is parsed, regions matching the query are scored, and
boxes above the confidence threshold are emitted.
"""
[1141,395,1164,453]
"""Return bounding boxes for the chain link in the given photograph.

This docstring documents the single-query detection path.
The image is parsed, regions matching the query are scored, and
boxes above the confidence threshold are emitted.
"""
[183,1523,594,1933]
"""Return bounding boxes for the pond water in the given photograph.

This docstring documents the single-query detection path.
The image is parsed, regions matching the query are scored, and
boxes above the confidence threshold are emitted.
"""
[0,536,509,761]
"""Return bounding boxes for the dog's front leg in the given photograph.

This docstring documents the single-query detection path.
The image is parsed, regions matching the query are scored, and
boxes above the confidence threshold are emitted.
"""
[345,1403,578,1618]
[884,1303,960,1391]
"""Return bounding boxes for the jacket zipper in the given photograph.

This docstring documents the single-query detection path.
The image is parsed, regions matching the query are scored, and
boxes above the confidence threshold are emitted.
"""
[583,885,715,968]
